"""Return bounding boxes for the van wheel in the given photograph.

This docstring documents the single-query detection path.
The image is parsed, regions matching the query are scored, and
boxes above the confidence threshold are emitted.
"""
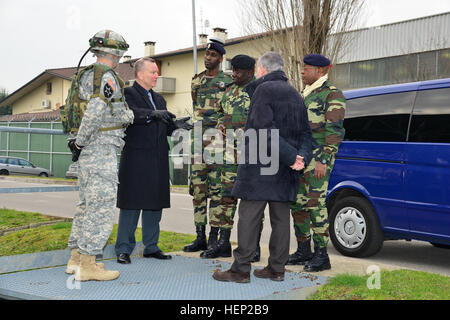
[39,172,48,177]
[329,196,384,258]
[0,169,9,175]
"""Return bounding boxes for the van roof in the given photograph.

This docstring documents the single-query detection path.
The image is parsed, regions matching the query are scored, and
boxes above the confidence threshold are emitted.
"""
[344,78,450,100]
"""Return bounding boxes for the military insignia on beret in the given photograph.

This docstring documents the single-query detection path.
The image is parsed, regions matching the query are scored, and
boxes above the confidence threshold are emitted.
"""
[103,82,115,98]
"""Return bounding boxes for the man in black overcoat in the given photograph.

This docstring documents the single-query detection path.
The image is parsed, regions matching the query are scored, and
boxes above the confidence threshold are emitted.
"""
[213,52,313,283]
[115,57,192,264]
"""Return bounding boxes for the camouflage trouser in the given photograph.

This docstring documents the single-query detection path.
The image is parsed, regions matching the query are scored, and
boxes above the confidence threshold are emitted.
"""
[290,157,335,249]
[190,163,222,227]
[212,164,238,229]
[68,144,119,256]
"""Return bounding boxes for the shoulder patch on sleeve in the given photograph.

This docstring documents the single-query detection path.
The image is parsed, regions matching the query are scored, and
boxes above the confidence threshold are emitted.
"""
[103,81,115,98]
[101,72,118,99]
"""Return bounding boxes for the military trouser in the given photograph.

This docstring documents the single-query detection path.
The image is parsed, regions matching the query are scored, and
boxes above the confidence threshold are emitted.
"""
[68,144,119,256]
[190,163,222,227]
[212,164,238,229]
[290,157,335,249]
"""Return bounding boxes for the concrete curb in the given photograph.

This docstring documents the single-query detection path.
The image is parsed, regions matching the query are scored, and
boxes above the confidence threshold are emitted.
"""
[0,176,189,194]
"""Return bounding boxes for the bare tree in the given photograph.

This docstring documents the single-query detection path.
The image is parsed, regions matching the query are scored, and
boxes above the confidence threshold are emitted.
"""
[240,0,366,90]
[0,88,12,116]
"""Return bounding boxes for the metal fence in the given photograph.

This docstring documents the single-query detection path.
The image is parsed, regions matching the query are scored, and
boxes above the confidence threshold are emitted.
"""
[0,121,189,184]
[0,121,72,178]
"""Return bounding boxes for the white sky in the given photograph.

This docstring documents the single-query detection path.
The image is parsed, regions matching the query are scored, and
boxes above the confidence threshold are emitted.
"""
[1,0,450,93]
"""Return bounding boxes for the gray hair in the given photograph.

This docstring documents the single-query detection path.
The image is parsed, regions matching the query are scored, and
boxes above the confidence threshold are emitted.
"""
[258,52,284,73]
[134,57,156,78]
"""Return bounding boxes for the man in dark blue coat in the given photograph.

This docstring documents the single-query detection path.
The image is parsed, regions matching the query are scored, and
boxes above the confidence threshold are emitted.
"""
[115,57,192,264]
[213,52,313,283]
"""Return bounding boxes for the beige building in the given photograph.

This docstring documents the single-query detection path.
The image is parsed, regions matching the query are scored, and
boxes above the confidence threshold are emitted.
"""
[0,28,268,120]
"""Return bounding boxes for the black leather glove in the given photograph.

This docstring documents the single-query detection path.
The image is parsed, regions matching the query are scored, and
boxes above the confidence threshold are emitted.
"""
[174,116,194,130]
[150,110,176,124]
[68,139,83,162]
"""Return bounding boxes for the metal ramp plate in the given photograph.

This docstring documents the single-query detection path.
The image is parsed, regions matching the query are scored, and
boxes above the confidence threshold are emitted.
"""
[0,255,327,300]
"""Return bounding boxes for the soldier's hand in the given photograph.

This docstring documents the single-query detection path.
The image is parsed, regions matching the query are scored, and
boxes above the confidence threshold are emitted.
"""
[68,139,83,162]
[150,110,176,124]
[314,162,327,180]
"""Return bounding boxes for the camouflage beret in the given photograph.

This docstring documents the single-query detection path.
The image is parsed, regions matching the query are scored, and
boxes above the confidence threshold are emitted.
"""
[303,54,331,67]
[231,55,255,70]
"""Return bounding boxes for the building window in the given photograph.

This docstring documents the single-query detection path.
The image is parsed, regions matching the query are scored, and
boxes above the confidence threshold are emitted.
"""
[225,59,232,71]
[46,82,52,95]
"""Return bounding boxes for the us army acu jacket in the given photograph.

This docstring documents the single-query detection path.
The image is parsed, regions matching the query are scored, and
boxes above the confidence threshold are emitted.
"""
[75,63,134,150]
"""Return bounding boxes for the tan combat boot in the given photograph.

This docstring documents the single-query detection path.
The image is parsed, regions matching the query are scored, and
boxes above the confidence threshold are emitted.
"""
[75,253,120,281]
[65,249,104,275]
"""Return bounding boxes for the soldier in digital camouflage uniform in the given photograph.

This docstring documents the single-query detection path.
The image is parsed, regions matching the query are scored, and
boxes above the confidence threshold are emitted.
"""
[65,30,134,281]
[287,54,346,272]
[200,55,257,259]
[183,39,233,254]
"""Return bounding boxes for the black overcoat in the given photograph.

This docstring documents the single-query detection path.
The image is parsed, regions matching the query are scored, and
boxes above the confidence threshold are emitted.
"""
[231,71,313,202]
[117,81,175,210]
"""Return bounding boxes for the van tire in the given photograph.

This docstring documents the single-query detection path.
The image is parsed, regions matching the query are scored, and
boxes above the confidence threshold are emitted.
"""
[329,196,384,258]
[0,169,9,175]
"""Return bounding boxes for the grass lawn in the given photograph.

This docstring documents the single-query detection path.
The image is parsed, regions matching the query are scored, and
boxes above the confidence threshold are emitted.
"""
[0,208,61,231]
[309,270,450,300]
[0,209,195,257]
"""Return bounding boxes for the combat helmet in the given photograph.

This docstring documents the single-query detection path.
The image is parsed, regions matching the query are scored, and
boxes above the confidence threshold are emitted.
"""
[89,29,129,58]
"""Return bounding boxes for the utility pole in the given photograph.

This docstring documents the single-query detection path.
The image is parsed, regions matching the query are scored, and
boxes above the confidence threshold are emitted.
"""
[192,0,198,75]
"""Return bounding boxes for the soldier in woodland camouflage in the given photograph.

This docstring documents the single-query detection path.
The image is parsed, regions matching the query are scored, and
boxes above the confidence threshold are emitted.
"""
[65,30,134,282]
[183,39,232,254]
[287,54,346,272]
[200,55,256,259]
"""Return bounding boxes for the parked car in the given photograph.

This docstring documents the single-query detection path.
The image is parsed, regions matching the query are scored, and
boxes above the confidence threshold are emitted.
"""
[0,156,52,177]
[327,78,450,257]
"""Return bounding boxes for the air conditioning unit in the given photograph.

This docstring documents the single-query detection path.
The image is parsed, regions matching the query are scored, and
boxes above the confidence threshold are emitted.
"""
[42,100,51,109]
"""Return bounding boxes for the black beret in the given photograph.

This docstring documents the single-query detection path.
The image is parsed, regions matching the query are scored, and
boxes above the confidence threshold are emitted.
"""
[231,54,255,70]
[206,40,226,55]
[303,54,331,67]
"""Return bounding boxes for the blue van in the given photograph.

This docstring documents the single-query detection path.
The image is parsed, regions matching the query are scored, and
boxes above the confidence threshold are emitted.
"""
[327,78,450,257]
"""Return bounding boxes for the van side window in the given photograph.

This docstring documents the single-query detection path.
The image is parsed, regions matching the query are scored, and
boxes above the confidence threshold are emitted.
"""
[0,158,6,164]
[344,92,415,142]
[409,87,450,143]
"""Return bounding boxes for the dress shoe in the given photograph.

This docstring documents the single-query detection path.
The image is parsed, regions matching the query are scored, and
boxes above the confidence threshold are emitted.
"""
[143,250,172,260]
[254,266,285,281]
[117,253,131,264]
[212,268,250,283]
